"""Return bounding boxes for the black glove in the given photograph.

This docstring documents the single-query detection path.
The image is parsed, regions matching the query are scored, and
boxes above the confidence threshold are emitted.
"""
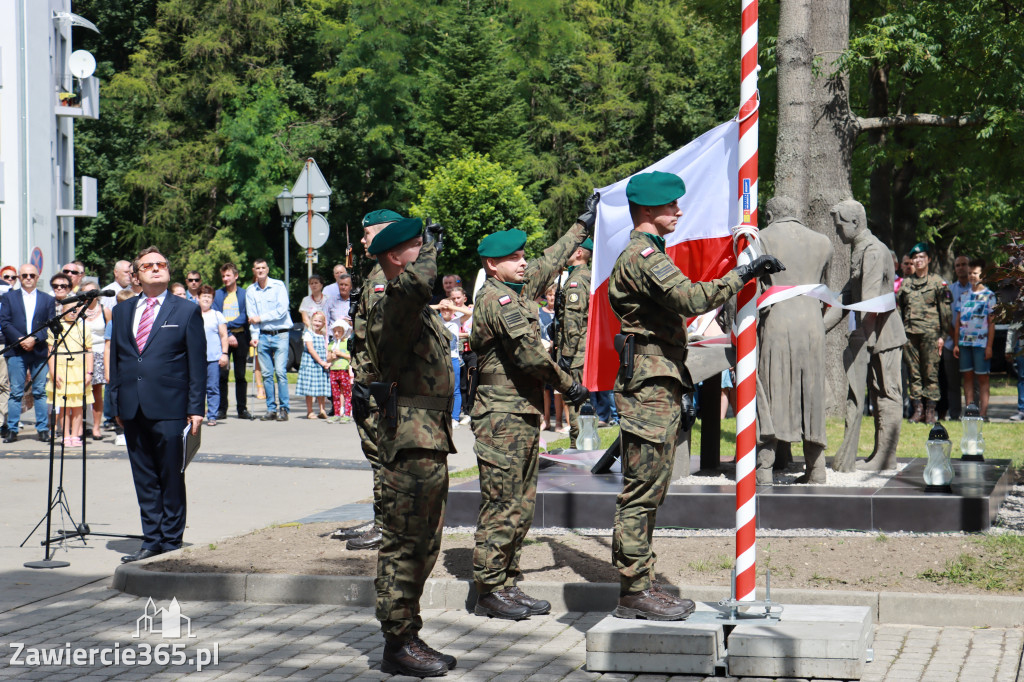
[564,382,590,408]
[424,218,444,252]
[577,192,600,234]
[352,382,371,423]
[557,355,572,372]
[735,255,786,284]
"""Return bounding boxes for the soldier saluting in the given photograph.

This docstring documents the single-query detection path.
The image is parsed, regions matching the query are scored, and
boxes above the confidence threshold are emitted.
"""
[365,217,457,677]
[468,198,596,620]
[347,209,405,552]
[609,172,783,620]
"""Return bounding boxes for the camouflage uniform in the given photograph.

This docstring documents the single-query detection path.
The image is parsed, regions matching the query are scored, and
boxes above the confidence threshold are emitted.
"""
[609,231,743,593]
[896,273,952,401]
[469,222,587,595]
[350,263,388,527]
[366,243,457,641]
[557,263,591,442]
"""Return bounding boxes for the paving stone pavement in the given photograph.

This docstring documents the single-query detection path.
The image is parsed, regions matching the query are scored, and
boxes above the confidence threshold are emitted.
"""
[0,583,1021,681]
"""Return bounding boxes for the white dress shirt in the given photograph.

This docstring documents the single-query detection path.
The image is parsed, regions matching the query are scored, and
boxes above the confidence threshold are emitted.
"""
[132,290,168,337]
[21,288,38,334]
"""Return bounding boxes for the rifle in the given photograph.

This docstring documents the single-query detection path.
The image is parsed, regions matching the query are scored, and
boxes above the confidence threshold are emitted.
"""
[346,222,363,313]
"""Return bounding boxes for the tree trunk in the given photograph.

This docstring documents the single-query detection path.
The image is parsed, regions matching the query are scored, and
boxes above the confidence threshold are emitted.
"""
[867,65,893,247]
[773,0,813,217]
[806,0,854,416]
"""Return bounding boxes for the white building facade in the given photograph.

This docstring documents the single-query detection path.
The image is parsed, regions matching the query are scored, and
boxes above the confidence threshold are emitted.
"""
[0,0,98,276]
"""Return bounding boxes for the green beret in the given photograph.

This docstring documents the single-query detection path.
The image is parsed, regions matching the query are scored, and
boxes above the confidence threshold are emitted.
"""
[478,229,528,258]
[909,242,929,256]
[626,171,686,206]
[368,217,422,256]
[580,238,594,252]
[362,209,404,228]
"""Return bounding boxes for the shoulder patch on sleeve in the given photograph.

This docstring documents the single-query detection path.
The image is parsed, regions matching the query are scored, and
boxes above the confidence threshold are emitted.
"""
[373,284,385,293]
[640,246,655,258]
[568,281,579,288]
[649,259,679,283]
[502,306,530,338]
[498,294,512,306]
[568,292,580,304]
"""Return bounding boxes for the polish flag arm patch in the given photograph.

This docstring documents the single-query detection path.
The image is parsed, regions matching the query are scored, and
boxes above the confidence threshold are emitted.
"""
[498,295,512,306]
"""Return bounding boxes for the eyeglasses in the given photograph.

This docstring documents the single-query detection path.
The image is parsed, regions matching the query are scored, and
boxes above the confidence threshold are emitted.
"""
[62,269,82,276]
[137,261,169,273]
[186,278,201,283]
[53,284,70,290]
[19,273,38,280]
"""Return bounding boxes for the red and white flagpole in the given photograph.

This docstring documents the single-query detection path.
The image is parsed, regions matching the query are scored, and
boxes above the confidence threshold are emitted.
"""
[733,0,760,603]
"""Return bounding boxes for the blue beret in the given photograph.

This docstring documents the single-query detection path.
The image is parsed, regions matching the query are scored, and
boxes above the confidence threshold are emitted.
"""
[626,171,686,206]
[368,217,422,256]
[580,238,594,252]
[362,209,404,228]
[908,242,929,256]
[478,229,528,258]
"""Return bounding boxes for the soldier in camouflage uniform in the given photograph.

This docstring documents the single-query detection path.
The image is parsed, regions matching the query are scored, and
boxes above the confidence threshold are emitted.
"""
[365,217,457,678]
[896,242,952,424]
[609,172,783,620]
[468,202,595,620]
[347,209,403,552]
[556,238,593,443]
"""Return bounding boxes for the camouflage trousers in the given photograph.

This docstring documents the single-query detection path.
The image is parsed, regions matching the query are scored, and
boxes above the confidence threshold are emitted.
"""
[375,448,448,641]
[904,331,941,401]
[472,411,540,594]
[355,411,382,526]
[613,377,681,593]
[566,367,584,443]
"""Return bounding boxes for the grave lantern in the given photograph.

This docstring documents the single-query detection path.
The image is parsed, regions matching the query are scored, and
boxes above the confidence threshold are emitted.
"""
[960,403,985,462]
[923,422,954,493]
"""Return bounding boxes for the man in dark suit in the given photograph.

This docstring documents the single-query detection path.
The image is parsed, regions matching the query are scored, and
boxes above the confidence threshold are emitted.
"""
[1,264,56,443]
[109,247,205,563]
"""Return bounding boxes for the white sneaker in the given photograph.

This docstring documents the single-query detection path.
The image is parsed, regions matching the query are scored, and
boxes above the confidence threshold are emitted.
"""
[452,419,461,429]
[459,415,472,425]
[1010,411,1024,422]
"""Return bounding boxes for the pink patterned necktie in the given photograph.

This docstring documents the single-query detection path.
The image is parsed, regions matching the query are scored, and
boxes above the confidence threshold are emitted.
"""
[135,298,158,351]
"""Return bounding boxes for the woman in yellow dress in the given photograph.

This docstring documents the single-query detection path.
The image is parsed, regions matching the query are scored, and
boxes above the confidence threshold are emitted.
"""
[47,300,94,447]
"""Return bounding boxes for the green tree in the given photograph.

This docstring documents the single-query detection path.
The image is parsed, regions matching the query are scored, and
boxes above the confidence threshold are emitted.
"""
[411,153,544,279]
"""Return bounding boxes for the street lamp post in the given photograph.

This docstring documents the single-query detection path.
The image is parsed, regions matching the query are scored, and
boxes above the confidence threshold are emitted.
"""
[276,188,293,290]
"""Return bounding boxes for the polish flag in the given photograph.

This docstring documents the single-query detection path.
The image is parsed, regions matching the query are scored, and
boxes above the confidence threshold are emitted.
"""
[583,120,741,390]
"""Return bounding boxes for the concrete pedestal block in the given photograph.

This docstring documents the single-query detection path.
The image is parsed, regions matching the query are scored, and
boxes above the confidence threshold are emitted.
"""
[586,605,725,674]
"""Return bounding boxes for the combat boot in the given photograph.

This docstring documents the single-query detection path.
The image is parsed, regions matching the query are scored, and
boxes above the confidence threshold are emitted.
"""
[381,637,447,677]
[924,399,938,424]
[474,590,530,620]
[346,527,382,551]
[613,589,695,621]
[650,582,697,613]
[503,586,551,615]
[410,636,457,670]
[908,399,924,423]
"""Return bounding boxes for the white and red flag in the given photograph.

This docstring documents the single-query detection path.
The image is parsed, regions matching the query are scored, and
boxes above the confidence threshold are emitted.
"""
[583,120,741,390]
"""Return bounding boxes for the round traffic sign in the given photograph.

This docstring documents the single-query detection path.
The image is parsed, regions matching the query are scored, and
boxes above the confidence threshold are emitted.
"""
[293,213,330,249]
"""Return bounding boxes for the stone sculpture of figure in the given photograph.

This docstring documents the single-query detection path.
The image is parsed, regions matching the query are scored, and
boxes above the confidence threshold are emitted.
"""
[755,196,834,485]
[828,199,907,471]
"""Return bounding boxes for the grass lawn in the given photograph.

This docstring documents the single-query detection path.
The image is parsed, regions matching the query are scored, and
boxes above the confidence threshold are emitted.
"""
[547,416,1024,468]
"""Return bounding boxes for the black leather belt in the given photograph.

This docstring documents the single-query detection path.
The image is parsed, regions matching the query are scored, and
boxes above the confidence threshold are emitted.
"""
[261,328,290,335]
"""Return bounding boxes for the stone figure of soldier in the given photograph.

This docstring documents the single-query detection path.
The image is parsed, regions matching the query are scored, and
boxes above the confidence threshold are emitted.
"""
[609,171,783,620]
[827,199,907,472]
[897,242,952,424]
[556,238,593,443]
[365,217,457,677]
[754,196,833,485]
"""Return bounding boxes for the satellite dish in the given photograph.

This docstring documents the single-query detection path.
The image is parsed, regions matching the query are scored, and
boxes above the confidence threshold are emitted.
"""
[68,50,96,79]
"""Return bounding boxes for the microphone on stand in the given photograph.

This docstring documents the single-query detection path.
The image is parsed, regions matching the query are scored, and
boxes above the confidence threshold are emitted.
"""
[60,289,115,306]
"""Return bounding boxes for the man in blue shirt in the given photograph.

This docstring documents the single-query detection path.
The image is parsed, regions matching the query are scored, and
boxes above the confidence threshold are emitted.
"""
[213,262,252,420]
[246,259,292,420]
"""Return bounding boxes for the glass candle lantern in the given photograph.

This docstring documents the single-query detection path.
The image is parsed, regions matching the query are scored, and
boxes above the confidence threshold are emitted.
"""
[960,403,985,461]
[923,422,954,492]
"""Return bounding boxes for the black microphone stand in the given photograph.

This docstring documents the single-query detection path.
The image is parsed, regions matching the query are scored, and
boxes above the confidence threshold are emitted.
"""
[18,301,87,568]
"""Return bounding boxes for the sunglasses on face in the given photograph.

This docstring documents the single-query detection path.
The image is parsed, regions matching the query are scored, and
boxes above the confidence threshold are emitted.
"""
[1,275,15,281]
[20,274,38,280]
[187,278,201,283]
[62,269,82,276]
[137,261,169,273]
[53,284,70,290]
